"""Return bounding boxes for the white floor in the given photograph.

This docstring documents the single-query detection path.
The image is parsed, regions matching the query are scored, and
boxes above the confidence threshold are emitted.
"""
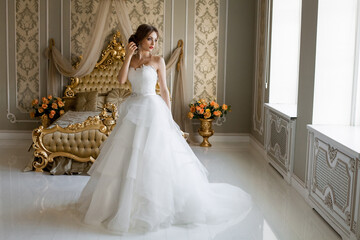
[0,139,341,240]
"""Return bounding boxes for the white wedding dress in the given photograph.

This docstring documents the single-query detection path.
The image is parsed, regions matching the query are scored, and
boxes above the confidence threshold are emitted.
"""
[76,64,252,234]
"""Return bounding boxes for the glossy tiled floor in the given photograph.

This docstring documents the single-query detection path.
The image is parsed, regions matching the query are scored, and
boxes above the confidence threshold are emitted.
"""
[0,139,341,240]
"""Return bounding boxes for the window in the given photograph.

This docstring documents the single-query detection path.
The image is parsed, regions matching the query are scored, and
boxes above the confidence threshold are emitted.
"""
[268,0,302,104]
[313,0,358,125]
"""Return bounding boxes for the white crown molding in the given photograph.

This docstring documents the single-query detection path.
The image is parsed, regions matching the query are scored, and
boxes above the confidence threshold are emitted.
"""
[252,0,270,136]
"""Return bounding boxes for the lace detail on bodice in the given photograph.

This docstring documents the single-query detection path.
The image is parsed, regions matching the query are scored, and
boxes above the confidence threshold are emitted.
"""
[128,64,158,96]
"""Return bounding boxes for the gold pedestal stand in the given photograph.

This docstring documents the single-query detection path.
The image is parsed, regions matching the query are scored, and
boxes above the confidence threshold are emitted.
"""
[198,118,214,147]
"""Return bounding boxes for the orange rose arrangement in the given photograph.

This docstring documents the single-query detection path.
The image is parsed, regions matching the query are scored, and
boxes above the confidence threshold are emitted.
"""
[30,95,65,121]
[188,99,231,120]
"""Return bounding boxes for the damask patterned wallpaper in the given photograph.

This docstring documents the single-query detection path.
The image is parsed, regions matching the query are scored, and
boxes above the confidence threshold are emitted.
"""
[16,0,39,112]
[126,0,164,56]
[193,0,219,101]
[70,0,164,63]
[70,0,99,63]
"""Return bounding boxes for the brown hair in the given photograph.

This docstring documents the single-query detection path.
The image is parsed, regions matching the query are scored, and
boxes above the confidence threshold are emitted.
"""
[128,24,159,47]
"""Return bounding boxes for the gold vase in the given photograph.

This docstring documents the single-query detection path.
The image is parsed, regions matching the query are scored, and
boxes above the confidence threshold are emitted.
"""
[198,118,214,147]
[41,115,51,128]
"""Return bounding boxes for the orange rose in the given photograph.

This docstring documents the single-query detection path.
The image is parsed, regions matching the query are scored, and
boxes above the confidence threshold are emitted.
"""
[32,99,39,106]
[48,95,52,100]
[214,110,221,117]
[42,104,48,109]
[38,108,44,113]
[42,97,47,103]
[196,106,201,112]
[60,110,65,115]
[29,112,35,118]
[214,103,219,109]
[198,108,204,114]
[204,111,211,119]
[50,110,56,115]
[58,101,64,108]
[52,103,58,109]
[49,114,54,119]
[200,104,205,108]
[210,101,216,107]
[222,104,228,110]
[188,112,194,119]
[190,106,196,113]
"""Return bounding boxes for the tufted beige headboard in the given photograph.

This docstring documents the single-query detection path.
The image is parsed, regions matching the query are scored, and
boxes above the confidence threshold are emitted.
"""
[63,31,133,111]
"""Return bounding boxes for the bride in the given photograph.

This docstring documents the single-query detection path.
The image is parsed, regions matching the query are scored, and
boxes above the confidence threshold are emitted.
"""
[76,24,252,234]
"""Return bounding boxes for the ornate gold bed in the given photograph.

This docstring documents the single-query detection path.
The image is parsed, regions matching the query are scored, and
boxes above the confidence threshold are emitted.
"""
[29,32,184,174]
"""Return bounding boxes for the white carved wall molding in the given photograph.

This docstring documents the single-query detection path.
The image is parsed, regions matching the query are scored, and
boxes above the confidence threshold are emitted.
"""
[265,104,297,183]
[307,125,360,240]
[252,0,270,136]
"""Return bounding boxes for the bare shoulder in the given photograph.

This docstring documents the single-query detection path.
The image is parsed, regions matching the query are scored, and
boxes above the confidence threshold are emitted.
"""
[152,55,164,67]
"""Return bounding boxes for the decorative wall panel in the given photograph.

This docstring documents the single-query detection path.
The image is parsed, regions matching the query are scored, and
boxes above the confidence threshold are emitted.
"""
[15,0,40,112]
[307,126,360,240]
[265,105,297,183]
[193,0,219,101]
[126,0,164,56]
[253,0,269,136]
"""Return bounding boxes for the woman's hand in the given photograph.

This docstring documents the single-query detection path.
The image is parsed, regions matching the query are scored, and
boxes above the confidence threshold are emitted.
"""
[118,42,137,84]
[125,42,137,58]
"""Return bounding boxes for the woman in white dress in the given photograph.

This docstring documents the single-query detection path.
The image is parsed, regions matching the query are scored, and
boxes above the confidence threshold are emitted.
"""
[76,24,252,234]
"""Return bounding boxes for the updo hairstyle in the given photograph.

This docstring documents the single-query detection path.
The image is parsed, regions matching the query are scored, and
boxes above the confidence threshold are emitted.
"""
[128,24,159,47]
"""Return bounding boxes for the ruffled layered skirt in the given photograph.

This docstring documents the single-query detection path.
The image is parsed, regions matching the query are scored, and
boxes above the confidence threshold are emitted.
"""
[76,94,252,233]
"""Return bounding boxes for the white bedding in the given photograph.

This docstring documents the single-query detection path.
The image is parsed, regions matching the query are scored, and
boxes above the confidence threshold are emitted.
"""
[49,111,102,128]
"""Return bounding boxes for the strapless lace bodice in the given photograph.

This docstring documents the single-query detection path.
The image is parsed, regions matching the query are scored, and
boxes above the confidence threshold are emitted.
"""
[128,64,157,96]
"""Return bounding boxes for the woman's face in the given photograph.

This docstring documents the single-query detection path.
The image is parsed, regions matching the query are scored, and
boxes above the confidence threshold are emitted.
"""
[140,31,158,52]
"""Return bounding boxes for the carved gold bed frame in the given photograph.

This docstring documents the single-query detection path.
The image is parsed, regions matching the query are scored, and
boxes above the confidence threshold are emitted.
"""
[31,32,184,173]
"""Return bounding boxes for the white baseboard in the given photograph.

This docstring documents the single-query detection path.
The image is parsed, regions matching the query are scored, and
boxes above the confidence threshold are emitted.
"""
[192,133,250,143]
[0,130,32,140]
[291,174,308,199]
[249,135,267,160]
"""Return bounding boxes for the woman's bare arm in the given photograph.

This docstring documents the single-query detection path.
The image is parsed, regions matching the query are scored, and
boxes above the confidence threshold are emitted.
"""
[118,42,137,84]
[157,57,171,110]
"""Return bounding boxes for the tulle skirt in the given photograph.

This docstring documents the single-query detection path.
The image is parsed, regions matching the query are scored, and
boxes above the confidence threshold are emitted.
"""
[76,94,252,234]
